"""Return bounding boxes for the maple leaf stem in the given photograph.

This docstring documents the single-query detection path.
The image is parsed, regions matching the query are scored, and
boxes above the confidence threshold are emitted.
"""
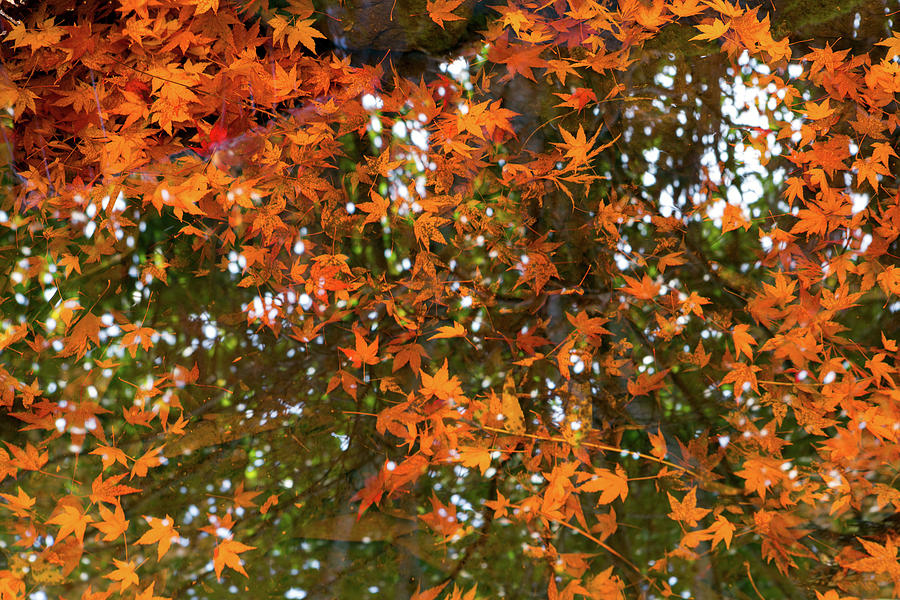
[745,561,766,600]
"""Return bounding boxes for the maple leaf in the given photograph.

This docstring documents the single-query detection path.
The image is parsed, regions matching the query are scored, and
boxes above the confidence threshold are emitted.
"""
[737,458,783,499]
[457,446,492,474]
[876,30,900,59]
[340,329,380,367]
[554,87,598,112]
[47,504,94,544]
[691,19,729,41]
[709,515,735,549]
[94,504,129,542]
[620,274,660,300]
[721,202,751,232]
[495,383,527,437]
[0,449,16,484]
[667,488,711,527]
[427,0,465,28]
[553,125,598,167]
[105,559,139,592]
[269,15,325,52]
[783,176,805,205]
[721,362,761,398]
[59,312,101,359]
[803,99,835,121]
[846,537,899,576]
[135,582,171,600]
[358,190,390,226]
[490,41,549,81]
[732,324,756,360]
[690,341,712,368]
[7,443,48,472]
[419,360,463,401]
[214,538,256,579]
[648,428,667,459]
[429,321,466,340]
[657,251,686,273]
[193,0,219,14]
[392,342,427,374]
[680,292,711,318]
[627,370,669,397]
[0,487,35,517]
[193,120,229,158]
[0,322,28,352]
[567,311,611,345]
[411,582,450,600]
[420,493,470,539]
[815,592,859,600]
[90,473,141,505]
[57,254,81,278]
[130,444,165,479]
[232,482,262,509]
[90,445,130,470]
[7,18,64,52]
[136,515,179,560]
[414,213,449,246]
[577,467,629,504]
[865,352,894,386]
[670,0,705,17]
[260,493,279,514]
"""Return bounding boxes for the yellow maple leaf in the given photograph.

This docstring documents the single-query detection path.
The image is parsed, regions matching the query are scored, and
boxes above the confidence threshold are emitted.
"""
[691,19,728,41]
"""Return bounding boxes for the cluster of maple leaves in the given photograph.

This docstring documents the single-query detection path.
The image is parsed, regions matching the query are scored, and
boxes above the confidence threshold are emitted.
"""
[0,0,898,598]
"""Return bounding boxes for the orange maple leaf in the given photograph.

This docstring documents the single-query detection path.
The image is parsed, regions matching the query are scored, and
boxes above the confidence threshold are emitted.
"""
[732,324,757,360]
[620,274,660,300]
[340,329,380,367]
[59,312,101,359]
[428,321,466,340]
[392,342,428,374]
[669,0,705,17]
[426,0,465,28]
[136,515,179,560]
[410,582,450,600]
[667,487,711,527]
[47,504,94,544]
[420,493,470,539]
[7,442,48,472]
[648,428,667,459]
[490,41,548,81]
[876,30,900,59]
[709,515,735,549]
[105,558,140,592]
[94,504,129,542]
[721,203,751,233]
[552,125,602,167]
[357,190,390,226]
[260,493,279,515]
[0,487,35,517]
[232,481,262,509]
[803,99,835,121]
[627,370,669,397]
[213,537,256,579]
[135,582,171,600]
[130,444,165,479]
[90,473,141,505]
[721,362,761,398]
[577,467,629,505]
[691,18,728,41]
[269,15,326,52]
[419,360,463,401]
[554,87,597,112]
